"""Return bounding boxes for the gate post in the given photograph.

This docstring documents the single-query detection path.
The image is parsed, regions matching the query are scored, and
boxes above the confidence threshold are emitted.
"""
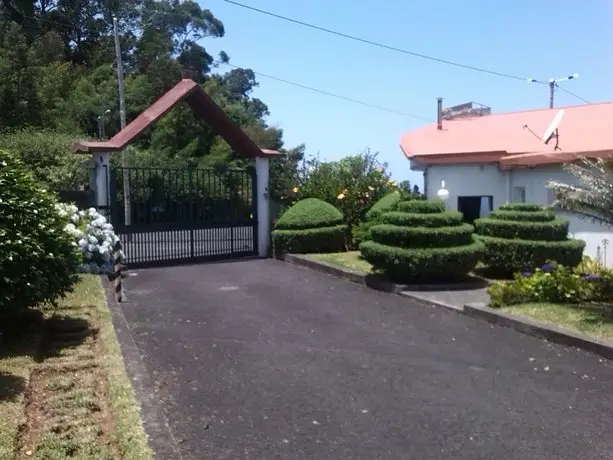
[255,157,270,258]
[93,152,111,212]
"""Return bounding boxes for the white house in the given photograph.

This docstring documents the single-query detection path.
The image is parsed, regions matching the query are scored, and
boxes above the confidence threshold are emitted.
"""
[400,100,613,266]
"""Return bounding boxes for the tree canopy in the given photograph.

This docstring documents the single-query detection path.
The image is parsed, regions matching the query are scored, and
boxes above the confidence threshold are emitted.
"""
[0,0,305,199]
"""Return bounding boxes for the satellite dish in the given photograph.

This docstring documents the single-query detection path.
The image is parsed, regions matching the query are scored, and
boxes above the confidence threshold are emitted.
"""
[543,109,565,144]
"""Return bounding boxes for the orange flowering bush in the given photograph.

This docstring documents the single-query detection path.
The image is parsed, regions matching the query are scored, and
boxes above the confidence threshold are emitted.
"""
[291,150,397,232]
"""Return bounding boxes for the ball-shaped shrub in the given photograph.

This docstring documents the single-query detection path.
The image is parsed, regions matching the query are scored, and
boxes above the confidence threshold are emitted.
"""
[272,198,347,253]
[360,199,484,281]
[0,149,79,311]
[474,202,585,274]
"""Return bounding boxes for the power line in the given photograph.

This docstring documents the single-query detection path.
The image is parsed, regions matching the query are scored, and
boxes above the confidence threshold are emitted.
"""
[556,84,590,104]
[224,0,529,82]
[222,63,432,121]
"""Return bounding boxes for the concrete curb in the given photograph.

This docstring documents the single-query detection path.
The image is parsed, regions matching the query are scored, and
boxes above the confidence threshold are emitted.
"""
[464,302,613,360]
[102,277,183,460]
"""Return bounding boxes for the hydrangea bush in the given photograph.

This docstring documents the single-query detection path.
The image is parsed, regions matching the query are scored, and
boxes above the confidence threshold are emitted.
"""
[56,204,124,274]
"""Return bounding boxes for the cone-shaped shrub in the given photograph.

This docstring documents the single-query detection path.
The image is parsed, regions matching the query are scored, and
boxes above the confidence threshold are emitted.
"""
[272,198,347,253]
[360,199,484,281]
[475,202,585,273]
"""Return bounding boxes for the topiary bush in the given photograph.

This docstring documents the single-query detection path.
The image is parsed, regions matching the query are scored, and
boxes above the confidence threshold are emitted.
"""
[365,191,402,221]
[475,202,585,274]
[0,149,80,311]
[272,198,347,253]
[360,199,484,281]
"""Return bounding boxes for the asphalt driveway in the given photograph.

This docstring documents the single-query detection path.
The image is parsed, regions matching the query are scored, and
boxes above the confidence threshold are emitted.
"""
[115,259,613,460]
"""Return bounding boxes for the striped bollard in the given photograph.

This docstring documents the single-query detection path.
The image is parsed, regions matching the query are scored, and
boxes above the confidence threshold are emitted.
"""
[110,240,124,302]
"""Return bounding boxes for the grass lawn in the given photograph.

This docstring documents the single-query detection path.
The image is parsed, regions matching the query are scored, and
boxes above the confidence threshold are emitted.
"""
[0,275,152,460]
[305,251,373,273]
[503,303,613,342]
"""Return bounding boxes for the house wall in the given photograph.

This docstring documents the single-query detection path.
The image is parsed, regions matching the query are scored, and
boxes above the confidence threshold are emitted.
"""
[424,163,613,266]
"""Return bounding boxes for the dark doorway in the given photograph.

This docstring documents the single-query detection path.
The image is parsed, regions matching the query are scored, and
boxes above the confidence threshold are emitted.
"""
[457,196,493,224]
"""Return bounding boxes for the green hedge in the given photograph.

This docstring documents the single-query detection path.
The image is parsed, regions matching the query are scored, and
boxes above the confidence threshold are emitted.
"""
[381,211,464,227]
[474,218,569,241]
[360,200,482,281]
[498,203,544,212]
[360,239,484,281]
[489,209,555,222]
[275,198,343,230]
[272,225,347,254]
[397,199,445,214]
[370,223,474,248]
[477,235,585,272]
[475,202,584,273]
[365,191,401,220]
[0,149,79,311]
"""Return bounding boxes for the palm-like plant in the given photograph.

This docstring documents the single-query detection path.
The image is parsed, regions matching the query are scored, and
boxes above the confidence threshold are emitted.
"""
[547,158,613,227]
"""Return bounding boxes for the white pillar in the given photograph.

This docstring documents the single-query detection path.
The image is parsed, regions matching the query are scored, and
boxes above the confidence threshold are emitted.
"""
[255,157,270,257]
[94,152,110,209]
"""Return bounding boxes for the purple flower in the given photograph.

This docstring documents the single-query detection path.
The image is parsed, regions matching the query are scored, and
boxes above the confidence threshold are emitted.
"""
[584,274,601,282]
[522,271,532,278]
[541,263,556,273]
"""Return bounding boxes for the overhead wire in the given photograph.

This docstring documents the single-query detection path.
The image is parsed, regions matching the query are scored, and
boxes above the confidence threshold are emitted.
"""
[221,63,433,121]
[224,0,530,82]
[555,84,591,104]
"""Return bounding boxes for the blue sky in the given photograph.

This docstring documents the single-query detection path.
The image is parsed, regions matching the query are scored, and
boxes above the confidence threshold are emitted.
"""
[204,0,613,188]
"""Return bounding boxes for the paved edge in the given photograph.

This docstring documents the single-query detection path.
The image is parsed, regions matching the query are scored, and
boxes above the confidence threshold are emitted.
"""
[102,276,182,460]
[276,254,613,360]
[464,302,613,360]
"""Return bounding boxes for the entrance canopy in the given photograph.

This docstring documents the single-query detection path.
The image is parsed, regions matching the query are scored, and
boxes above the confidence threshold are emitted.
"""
[73,78,279,158]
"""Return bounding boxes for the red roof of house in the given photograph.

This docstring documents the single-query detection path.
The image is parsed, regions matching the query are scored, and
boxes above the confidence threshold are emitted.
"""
[400,102,613,168]
[73,78,280,158]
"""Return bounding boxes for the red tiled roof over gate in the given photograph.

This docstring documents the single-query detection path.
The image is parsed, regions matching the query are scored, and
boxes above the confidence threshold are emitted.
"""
[73,78,279,158]
[400,102,613,168]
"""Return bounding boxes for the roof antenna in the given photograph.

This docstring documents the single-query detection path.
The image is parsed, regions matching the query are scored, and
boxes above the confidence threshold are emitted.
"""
[543,109,564,150]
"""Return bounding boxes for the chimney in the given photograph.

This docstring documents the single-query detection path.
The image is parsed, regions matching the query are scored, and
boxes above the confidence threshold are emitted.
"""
[437,97,443,130]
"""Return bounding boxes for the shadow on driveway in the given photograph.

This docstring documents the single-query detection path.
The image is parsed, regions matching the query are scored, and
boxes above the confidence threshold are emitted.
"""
[116,259,613,460]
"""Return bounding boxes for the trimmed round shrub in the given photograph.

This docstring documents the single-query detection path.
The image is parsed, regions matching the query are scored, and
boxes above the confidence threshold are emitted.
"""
[274,197,343,230]
[272,198,347,253]
[474,202,585,274]
[360,199,484,281]
[0,149,79,311]
[365,191,402,220]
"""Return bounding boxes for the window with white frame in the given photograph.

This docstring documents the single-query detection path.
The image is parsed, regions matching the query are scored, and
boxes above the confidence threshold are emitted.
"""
[512,186,526,203]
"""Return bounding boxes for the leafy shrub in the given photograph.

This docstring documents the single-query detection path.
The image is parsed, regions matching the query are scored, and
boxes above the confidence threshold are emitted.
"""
[396,199,445,214]
[360,199,484,281]
[489,209,555,222]
[488,261,613,307]
[272,198,347,253]
[498,202,544,212]
[0,149,79,311]
[357,192,424,246]
[475,202,585,274]
[272,225,347,254]
[274,198,343,230]
[365,191,402,220]
[290,151,399,230]
[0,128,85,190]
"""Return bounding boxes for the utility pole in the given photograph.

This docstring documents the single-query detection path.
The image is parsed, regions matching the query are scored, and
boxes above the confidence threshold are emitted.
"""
[113,16,131,227]
[528,73,579,109]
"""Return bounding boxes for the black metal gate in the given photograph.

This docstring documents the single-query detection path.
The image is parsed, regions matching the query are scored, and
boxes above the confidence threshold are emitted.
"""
[110,166,258,267]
